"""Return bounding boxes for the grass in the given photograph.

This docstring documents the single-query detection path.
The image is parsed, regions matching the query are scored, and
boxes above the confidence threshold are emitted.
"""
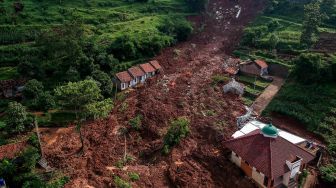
[0,66,19,80]
[237,75,270,106]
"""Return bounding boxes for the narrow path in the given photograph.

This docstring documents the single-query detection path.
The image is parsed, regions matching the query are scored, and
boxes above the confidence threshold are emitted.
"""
[252,77,285,115]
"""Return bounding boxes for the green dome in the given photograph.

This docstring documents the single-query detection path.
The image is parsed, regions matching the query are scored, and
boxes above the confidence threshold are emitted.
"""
[261,124,279,137]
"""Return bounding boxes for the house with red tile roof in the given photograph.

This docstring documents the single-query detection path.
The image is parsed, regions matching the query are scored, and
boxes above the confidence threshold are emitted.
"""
[224,124,315,188]
[128,66,146,86]
[139,63,156,79]
[115,71,133,90]
[239,59,269,76]
[149,60,162,73]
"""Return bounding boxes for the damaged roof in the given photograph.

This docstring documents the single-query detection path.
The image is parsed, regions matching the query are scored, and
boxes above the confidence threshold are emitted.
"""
[149,60,162,70]
[254,59,268,69]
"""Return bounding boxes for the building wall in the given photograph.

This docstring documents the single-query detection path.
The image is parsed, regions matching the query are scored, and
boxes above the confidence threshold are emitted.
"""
[282,171,291,186]
[231,152,241,167]
[252,167,266,188]
[240,63,260,76]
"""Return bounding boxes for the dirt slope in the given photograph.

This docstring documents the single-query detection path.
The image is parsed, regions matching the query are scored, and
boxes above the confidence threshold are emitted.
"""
[42,0,266,187]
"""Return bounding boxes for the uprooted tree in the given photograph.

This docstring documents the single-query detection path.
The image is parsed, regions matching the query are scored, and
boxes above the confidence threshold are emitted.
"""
[163,117,190,154]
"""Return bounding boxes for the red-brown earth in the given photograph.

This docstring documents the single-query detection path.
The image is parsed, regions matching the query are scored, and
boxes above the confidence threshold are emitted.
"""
[41,0,267,187]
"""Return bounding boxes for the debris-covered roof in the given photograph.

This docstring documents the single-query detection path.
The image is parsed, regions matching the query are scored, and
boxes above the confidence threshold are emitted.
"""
[0,141,27,160]
[116,71,133,83]
[224,130,315,178]
[128,66,145,77]
[149,60,162,70]
[255,59,268,69]
[139,63,156,73]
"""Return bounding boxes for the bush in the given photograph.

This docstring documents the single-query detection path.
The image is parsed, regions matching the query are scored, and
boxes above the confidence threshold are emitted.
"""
[5,102,29,133]
[163,117,190,154]
[23,79,44,100]
[128,172,140,181]
[129,115,142,130]
[28,133,39,148]
[211,74,229,85]
[320,164,336,183]
[114,176,131,188]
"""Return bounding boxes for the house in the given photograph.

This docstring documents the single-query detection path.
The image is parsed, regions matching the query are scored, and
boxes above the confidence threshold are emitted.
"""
[139,63,156,79]
[128,66,146,86]
[224,121,315,188]
[149,60,162,74]
[115,71,133,90]
[239,59,268,76]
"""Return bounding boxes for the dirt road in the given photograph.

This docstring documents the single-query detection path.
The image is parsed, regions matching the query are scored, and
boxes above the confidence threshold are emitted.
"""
[252,77,285,115]
[41,0,266,187]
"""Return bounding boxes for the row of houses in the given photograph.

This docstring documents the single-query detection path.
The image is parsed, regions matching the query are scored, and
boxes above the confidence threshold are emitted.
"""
[115,60,162,90]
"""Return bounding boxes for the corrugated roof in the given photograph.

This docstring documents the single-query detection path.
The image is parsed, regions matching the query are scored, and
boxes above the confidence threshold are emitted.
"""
[149,60,162,70]
[116,71,133,83]
[224,130,315,178]
[139,63,156,73]
[128,66,145,77]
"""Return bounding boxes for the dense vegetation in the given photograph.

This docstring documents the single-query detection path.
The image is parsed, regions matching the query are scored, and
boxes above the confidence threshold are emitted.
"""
[239,0,336,184]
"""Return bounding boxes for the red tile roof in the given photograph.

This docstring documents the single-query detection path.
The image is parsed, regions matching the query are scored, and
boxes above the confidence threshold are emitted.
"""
[149,60,162,70]
[255,60,268,69]
[0,141,27,160]
[224,130,315,178]
[116,71,132,83]
[139,63,156,73]
[128,66,145,77]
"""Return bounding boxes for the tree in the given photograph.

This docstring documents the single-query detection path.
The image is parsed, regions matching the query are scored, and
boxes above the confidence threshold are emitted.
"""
[320,164,336,183]
[54,79,102,119]
[23,79,44,100]
[292,53,324,84]
[300,2,324,47]
[84,98,113,120]
[269,33,279,51]
[92,70,114,97]
[163,117,190,154]
[321,0,335,15]
[5,102,28,133]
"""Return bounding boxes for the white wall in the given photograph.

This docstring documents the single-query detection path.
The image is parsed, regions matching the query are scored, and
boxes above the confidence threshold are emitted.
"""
[231,152,241,167]
[252,167,266,188]
[283,171,291,186]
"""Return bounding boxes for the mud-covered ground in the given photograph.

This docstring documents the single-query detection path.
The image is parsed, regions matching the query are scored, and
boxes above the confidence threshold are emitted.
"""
[41,0,267,187]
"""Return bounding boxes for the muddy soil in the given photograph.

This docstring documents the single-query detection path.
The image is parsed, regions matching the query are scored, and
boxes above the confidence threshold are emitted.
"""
[42,0,266,187]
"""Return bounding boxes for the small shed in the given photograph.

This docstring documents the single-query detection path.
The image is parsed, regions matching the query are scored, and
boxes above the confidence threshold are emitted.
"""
[139,63,156,79]
[128,66,146,86]
[149,60,162,74]
[239,59,268,76]
[115,71,133,90]
[223,78,244,96]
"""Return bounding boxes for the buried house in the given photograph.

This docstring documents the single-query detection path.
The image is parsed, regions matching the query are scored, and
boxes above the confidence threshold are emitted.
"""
[139,63,156,79]
[224,122,316,188]
[239,59,268,76]
[128,66,146,86]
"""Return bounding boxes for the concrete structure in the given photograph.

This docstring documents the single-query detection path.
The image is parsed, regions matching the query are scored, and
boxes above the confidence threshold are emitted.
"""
[139,63,156,79]
[115,71,133,90]
[225,122,315,188]
[128,66,146,86]
[239,59,268,76]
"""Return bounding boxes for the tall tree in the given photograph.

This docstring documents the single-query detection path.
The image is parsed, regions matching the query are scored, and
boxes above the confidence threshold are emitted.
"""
[5,102,28,133]
[300,2,324,47]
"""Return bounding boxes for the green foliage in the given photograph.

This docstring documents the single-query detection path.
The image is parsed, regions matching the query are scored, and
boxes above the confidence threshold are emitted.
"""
[91,70,114,97]
[292,53,332,84]
[5,102,29,133]
[129,115,142,130]
[28,133,40,148]
[241,26,267,47]
[0,66,18,80]
[320,164,336,183]
[128,172,140,181]
[114,176,131,188]
[300,2,324,47]
[23,79,44,100]
[211,74,229,85]
[185,0,208,12]
[84,98,114,120]
[268,33,279,50]
[163,117,190,154]
[158,17,193,42]
[54,79,102,115]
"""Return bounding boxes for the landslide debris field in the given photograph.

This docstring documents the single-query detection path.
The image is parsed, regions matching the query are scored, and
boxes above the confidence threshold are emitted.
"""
[41,0,266,187]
